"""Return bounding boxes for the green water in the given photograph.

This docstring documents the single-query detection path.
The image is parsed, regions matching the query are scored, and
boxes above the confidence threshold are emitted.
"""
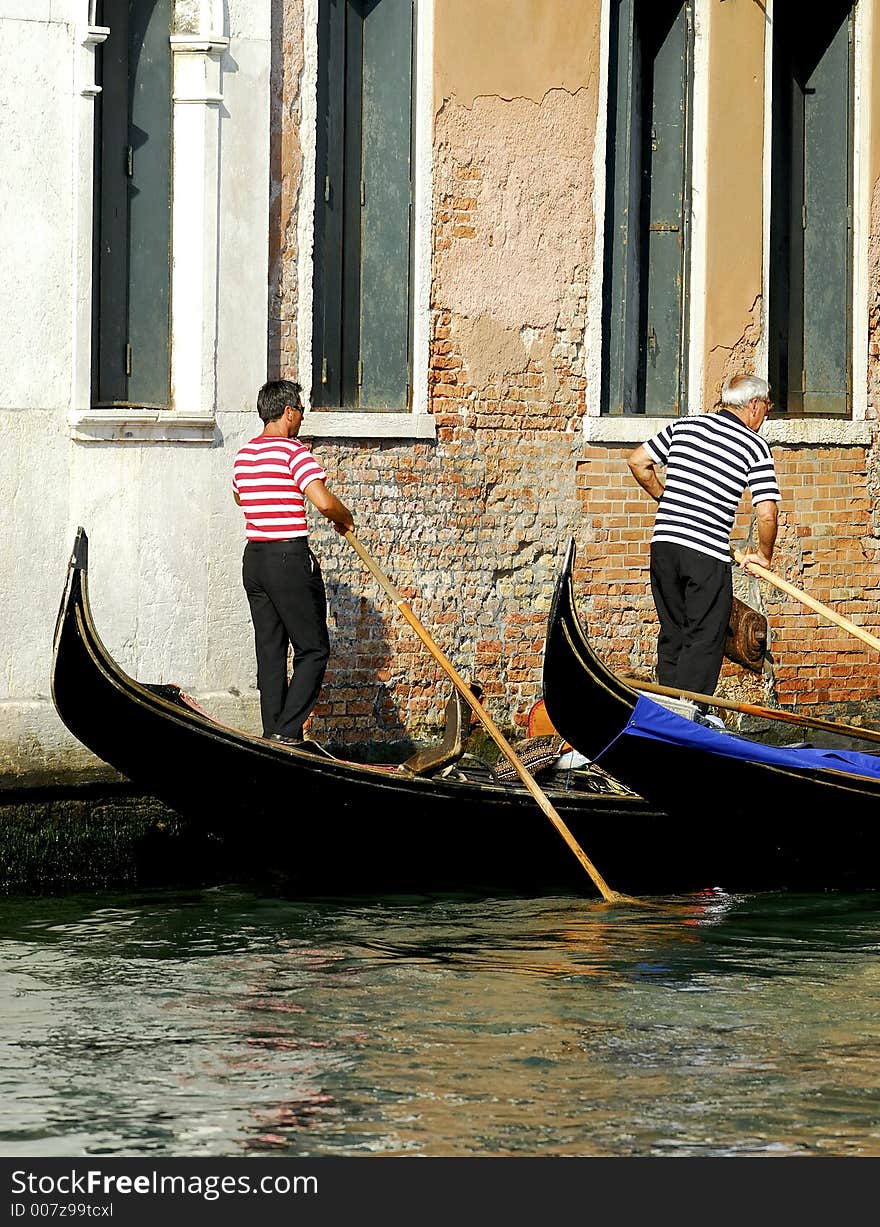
[1,887,879,1157]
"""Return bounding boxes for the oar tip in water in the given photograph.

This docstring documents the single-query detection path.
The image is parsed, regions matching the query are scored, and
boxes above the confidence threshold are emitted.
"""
[602,890,646,906]
[346,531,630,903]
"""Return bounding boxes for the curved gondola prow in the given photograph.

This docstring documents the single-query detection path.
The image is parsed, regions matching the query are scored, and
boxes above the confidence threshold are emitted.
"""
[542,537,641,759]
[52,527,125,693]
[50,527,95,722]
[51,526,169,758]
[51,527,88,663]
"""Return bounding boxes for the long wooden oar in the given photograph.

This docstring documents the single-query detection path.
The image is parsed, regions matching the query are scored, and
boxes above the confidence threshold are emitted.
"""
[733,549,880,653]
[345,531,633,904]
[622,675,880,746]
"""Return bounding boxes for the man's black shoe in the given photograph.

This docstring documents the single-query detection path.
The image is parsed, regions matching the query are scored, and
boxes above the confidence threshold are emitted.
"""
[269,734,336,759]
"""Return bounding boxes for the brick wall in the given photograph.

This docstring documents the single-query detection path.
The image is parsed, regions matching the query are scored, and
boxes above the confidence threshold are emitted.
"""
[574,442,880,719]
[273,12,880,745]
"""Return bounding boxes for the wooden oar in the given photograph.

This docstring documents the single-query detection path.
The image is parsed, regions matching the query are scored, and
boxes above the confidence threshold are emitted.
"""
[344,530,634,904]
[622,675,880,746]
[732,549,880,653]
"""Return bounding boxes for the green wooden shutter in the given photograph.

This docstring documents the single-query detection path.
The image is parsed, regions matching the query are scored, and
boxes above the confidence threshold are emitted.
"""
[312,0,414,411]
[770,1,853,417]
[641,4,691,417]
[313,0,347,406]
[603,1,692,417]
[603,0,639,416]
[358,0,413,409]
[93,0,172,409]
[126,0,172,407]
[94,0,130,405]
[801,9,852,414]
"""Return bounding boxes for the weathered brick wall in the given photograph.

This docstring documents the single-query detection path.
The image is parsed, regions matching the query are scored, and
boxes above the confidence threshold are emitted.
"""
[573,447,656,679]
[574,442,880,718]
[757,450,880,712]
[279,82,602,744]
[307,424,586,743]
[272,5,880,742]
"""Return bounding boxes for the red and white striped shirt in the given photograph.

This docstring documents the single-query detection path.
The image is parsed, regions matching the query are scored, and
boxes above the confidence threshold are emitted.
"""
[232,435,326,541]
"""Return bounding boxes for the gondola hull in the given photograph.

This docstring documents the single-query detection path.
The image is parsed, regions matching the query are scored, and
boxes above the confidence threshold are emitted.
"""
[52,530,670,897]
[542,538,880,892]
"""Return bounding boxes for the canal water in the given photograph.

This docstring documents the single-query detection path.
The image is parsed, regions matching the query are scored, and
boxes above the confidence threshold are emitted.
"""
[1,885,879,1158]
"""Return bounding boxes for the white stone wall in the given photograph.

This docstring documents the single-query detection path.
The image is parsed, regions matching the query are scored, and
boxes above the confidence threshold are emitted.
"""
[0,0,273,784]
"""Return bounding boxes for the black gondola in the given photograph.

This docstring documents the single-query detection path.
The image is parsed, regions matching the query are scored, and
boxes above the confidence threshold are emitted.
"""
[51,529,668,896]
[542,537,880,892]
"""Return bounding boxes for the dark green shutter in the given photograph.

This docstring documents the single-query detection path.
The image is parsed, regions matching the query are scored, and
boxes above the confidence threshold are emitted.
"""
[603,1,692,417]
[94,0,130,405]
[93,0,172,409]
[314,0,347,406]
[313,0,414,411]
[358,0,413,408]
[801,9,852,414]
[603,0,639,416]
[770,1,853,416]
[641,4,691,416]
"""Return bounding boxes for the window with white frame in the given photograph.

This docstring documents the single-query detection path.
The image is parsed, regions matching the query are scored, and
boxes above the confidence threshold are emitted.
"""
[72,0,229,440]
[311,0,416,412]
[92,0,173,409]
[768,0,855,418]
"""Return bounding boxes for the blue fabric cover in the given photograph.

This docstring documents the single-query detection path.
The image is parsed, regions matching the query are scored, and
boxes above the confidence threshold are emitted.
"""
[622,695,880,781]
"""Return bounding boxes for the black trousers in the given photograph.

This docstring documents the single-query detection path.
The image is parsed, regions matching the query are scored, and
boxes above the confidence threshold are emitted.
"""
[242,538,330,739]
[649,540,732,697]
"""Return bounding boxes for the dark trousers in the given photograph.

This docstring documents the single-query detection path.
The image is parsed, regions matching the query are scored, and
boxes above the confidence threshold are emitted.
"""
[242,538,330,739]
[649,541,732,697]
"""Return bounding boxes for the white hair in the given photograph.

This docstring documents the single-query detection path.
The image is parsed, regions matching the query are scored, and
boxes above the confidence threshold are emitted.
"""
[721,374,770,408]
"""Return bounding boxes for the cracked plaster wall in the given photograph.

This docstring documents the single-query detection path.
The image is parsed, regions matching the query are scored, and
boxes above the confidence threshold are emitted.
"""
[432,0,601,420]
[434,88,595,410]
[422,3,603,725]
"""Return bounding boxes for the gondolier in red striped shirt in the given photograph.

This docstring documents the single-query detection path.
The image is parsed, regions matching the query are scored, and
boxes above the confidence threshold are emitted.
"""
[232,379,355,746]
[626,373,781,701]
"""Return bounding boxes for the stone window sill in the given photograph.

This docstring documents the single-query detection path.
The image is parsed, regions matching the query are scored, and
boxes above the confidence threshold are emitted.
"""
[582,415,873,447]
[69,410,438,444]
[69,410,217,444]
[300,412,436,440]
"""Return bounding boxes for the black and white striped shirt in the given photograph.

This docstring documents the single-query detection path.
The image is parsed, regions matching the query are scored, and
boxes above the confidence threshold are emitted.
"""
[643,410,781,563]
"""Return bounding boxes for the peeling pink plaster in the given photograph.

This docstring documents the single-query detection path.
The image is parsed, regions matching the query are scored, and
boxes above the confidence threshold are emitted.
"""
[435,91,594,331]
[433,90,596,408]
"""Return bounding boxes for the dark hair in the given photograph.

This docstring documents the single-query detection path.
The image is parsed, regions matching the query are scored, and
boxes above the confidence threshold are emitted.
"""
[257,379,302,423]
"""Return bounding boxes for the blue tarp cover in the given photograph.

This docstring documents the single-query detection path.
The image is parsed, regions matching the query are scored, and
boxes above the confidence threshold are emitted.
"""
[621,695,880,781]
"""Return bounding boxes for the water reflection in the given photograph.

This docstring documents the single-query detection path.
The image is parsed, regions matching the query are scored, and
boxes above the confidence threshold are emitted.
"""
[1,887,879,1156]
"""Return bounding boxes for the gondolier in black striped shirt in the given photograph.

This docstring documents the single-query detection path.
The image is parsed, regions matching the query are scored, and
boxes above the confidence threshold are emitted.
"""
[627,373,781,699]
